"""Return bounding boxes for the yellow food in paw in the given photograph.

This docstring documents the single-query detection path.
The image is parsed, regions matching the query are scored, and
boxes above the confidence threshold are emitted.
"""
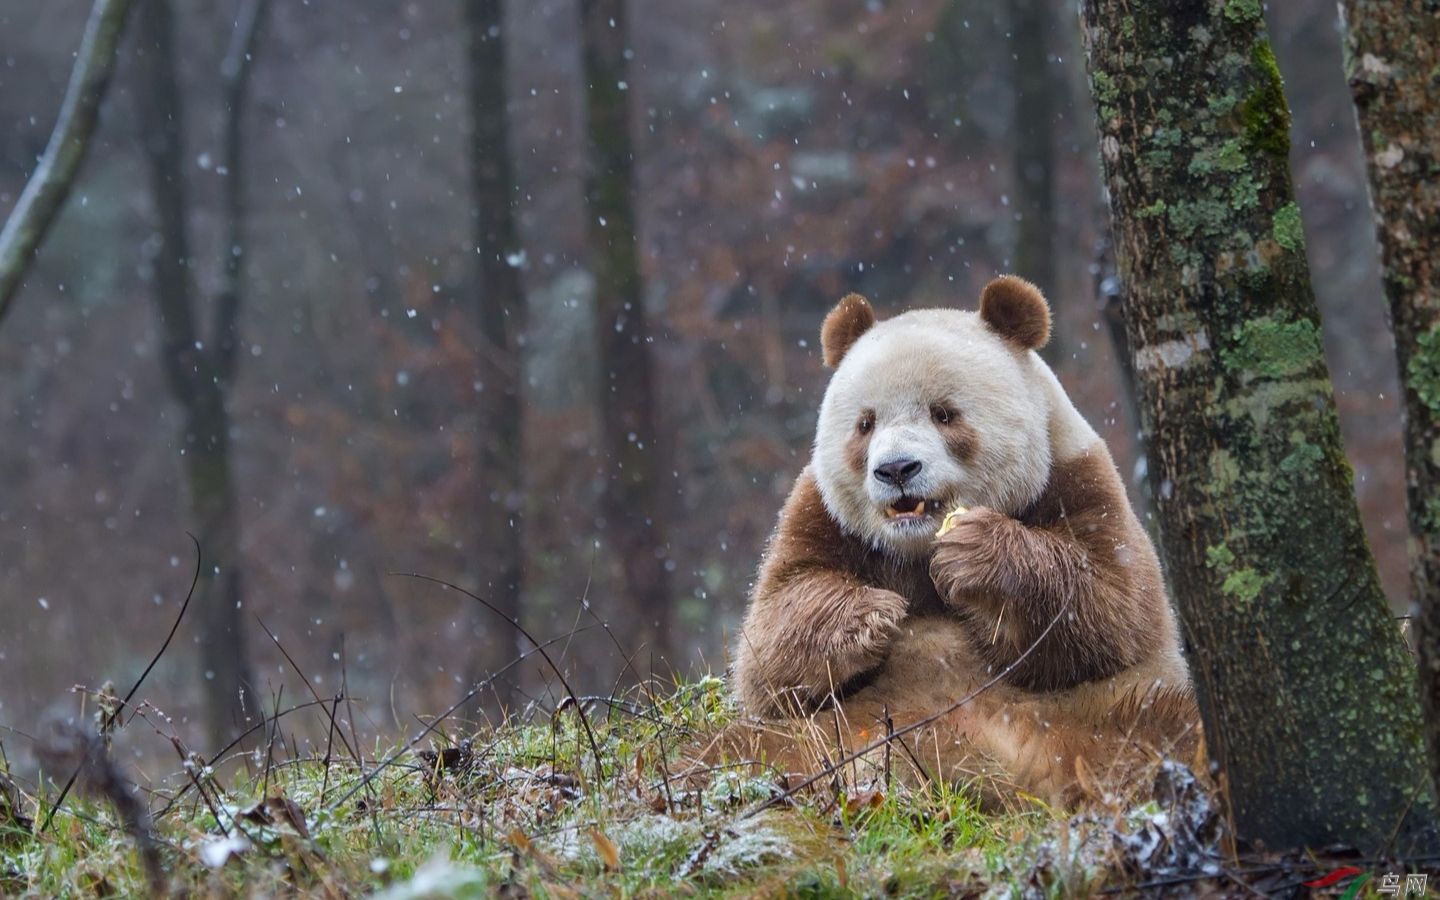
[935,504,971,537]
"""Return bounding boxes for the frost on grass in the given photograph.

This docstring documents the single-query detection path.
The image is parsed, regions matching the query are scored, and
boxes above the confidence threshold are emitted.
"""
[702,815,795,876]
[372,852,489,900]
[548,812,793,876]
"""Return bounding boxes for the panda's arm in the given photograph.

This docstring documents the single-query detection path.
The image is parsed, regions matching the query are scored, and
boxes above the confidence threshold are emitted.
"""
[733,568,908,716]
[731,470,908,716]
[929,450,1166,691]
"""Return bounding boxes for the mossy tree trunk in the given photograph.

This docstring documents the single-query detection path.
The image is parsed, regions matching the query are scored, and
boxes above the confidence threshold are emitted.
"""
[1341,0,1440,809]
[580,0,674,670]
[1080,0,1435,852]
[137,0,262,751]
[465,0,525,710]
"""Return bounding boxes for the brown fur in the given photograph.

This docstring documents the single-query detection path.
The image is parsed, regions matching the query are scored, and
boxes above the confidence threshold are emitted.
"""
[937,412,980,464]
[731,470,944,716]
[733,444,1169,714]
[729,282,1194,807]
[702,673,1201,810]
[821,293,877,367]
[844,412,874,475]
[930,444,1166,691]
[729,447,1194,804]
[980,275,1051,350]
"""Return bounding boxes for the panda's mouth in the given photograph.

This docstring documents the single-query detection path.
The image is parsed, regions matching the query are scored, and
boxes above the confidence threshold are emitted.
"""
[883,495,936,522]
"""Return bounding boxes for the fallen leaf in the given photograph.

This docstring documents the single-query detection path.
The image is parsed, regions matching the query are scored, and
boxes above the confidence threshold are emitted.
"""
[589,828,621,872]
[843,788,884,815]
[507,828,560,876]
[238,795,311,838]
[415,740,476,786]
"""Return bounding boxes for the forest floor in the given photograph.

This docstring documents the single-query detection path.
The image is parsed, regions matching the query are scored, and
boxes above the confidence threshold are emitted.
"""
[0,676,1402,897]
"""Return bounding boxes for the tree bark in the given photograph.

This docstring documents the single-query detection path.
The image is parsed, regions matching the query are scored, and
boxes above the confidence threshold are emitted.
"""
[214,0,268,381]
[0,0,133,324]
[1008,0,1058,362]
[1080,0,1435,852]
[465,0,525,709]
[579,0,674,671]
[1341,0,1440,814]
[136,0,260,751]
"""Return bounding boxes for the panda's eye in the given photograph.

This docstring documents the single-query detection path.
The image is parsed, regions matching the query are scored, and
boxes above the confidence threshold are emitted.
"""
[930,404,953,425]
[857,411,875,435]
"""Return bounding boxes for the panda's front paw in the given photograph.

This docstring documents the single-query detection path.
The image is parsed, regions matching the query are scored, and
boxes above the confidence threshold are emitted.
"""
[929,507,1011,606]
[826,588,907,679]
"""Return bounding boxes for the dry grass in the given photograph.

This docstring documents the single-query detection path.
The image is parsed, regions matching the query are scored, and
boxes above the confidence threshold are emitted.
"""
[0,672,1328,898]
[0,572,1417,896]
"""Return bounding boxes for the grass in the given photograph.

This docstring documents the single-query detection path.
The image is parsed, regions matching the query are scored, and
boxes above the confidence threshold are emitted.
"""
[0,674,1230,898]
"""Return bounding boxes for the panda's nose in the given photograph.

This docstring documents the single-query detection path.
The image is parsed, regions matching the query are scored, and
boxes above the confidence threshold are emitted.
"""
[873,458,923,487]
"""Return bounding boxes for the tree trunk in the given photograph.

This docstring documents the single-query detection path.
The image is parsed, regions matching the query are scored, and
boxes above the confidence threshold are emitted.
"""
[0,0,133,323]
[183,399,251,747]
[214,0,268,379]
[136,0,256,751]
[579,0,674,671]
[1008,0,1058,362]
[465,0,525,709]
[1080,0,1435,852]
[1341,0,1440,814]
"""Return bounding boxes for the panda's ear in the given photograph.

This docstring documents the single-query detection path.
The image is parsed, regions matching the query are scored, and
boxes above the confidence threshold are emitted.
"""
[821,293,876,367]
[980,275,1051,351]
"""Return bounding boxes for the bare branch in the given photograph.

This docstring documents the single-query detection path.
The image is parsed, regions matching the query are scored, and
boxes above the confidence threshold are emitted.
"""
[0,0,134,325]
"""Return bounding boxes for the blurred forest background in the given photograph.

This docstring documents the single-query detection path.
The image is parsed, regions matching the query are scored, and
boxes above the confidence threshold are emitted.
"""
[0,0,1406,767]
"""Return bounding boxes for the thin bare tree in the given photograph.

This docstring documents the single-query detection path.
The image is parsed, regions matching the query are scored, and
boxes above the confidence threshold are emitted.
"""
[134,0,269,750]
[0,0,134,323]
[579,0,675,671]
[465,0,527,709]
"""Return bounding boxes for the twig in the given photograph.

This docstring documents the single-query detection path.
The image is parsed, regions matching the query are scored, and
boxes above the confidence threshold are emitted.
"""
[259,684,284,798]
[319,694,342,804]
[254,615,360,765]
[115,533,203,730]
[325,623,600,813]
[153,697,341,820]
[41,533,201,833]
[392,572,606,780]
[339,633,384,843]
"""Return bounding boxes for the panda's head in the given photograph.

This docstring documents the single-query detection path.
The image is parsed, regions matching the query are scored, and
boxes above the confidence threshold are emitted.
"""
[811,276,1058,557]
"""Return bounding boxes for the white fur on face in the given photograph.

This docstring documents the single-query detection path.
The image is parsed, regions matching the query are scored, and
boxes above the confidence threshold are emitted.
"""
[812,309,1061,557]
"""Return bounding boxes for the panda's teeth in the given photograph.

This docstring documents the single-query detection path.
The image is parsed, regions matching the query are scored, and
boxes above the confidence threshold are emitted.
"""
[915,500,927,515]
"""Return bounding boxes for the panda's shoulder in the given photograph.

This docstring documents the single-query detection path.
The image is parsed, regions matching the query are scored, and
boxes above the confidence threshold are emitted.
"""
[770,468,869,566]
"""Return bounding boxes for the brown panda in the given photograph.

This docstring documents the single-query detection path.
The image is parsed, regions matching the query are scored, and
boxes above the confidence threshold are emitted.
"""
[724,277,1199,804]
